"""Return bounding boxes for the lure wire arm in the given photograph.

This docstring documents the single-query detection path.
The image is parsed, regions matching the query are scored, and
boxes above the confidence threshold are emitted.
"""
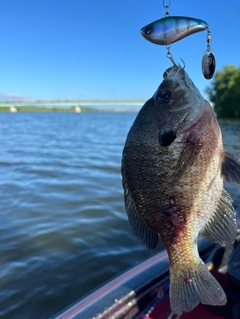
[163,0,170,16]
[163,0,170,8]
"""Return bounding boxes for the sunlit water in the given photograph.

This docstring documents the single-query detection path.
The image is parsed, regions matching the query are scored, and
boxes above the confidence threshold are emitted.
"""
[0,112,240,319]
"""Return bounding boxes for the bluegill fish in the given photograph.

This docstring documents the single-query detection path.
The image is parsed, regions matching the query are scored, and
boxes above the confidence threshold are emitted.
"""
[140,16,208,45]
[121,66,240,314]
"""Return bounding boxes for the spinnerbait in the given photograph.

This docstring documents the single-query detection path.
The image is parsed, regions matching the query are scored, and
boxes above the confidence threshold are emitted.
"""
[140,0,216,79]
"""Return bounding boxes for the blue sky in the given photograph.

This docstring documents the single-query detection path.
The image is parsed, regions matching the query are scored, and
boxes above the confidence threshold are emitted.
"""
[1,0,240,101]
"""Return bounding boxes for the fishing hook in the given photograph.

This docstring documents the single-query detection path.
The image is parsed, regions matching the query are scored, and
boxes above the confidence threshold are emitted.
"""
[166,52,186,69]
[166,51,178,66]
[180,57,186,69]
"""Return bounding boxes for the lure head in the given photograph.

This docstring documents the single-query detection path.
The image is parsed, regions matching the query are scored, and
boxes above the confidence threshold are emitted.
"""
[140,19,169,45]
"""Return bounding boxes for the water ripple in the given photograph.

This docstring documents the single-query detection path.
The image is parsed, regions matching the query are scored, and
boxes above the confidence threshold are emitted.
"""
[0,113,239,318]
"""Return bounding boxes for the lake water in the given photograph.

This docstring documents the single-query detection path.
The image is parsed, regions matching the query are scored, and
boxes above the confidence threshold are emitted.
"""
[0,112,240,319]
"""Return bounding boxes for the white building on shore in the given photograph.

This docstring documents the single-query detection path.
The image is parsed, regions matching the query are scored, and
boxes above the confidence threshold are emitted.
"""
[9,106,19,112]
[75,105,82,113]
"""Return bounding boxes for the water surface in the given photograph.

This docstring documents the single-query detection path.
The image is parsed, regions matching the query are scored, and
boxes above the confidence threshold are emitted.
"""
[0,113,239,318]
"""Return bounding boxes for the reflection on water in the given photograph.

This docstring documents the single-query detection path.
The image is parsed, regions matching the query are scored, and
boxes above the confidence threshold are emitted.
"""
[0,113,239,318]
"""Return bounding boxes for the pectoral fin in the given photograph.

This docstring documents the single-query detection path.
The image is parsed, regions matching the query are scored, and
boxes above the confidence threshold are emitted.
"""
[221,151,240,184]
[173,140,202,183]
[121,162,159,250]
[201,189,237,246]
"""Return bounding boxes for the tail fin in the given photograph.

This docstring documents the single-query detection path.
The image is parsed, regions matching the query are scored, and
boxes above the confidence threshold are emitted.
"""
[170,261,227,315]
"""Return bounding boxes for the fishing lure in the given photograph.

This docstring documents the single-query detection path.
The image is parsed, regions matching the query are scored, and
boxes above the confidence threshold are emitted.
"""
[140,0,216,80]
[140,16,208,45]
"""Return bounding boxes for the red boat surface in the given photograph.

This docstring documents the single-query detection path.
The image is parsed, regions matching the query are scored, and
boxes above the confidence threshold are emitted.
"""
[51,214,240,319]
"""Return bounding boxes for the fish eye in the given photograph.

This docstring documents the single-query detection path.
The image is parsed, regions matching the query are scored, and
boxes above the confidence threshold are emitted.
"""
[157,90,171,103]
[143,25,152,35]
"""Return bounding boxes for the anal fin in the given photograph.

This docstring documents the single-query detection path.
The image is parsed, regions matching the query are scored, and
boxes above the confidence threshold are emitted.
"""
[126,202,159,250]
[201,189,237,246]
[221,151,240,184]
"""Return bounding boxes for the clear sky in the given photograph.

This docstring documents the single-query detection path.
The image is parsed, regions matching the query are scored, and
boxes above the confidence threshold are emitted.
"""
[1,0,240,101]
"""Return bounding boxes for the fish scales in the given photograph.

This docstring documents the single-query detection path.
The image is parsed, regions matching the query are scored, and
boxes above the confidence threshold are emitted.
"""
[122,66,240,314]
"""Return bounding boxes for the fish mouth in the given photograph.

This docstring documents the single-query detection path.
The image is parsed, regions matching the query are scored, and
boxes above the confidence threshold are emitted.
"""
[163,66,185,79]
[162,67,195,97]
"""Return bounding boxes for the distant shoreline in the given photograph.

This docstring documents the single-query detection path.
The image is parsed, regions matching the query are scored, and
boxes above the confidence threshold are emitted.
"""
[0,100,145,107]
[0,101,143,112]
[0,106,138,113]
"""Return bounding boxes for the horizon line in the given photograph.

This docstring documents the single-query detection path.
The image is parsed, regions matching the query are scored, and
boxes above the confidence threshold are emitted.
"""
[0,98,146,103]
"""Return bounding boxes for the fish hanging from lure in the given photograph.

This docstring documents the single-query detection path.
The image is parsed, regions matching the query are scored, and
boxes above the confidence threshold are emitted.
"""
[121,65,240,314]
[140,2,216,79]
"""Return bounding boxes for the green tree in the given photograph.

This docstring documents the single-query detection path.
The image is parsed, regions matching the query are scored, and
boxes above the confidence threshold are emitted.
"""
[205,65,240,118]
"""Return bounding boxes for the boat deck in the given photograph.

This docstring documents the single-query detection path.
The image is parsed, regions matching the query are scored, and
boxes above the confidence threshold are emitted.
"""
[147,270,239,319]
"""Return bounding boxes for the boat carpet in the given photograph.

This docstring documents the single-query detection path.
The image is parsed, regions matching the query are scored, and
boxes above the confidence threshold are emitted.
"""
[148,270,240,319]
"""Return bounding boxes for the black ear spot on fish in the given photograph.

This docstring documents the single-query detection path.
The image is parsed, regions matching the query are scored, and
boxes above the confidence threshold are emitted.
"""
[159,129,176,147]
[143,25,153,35]
[156,89,171,104]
